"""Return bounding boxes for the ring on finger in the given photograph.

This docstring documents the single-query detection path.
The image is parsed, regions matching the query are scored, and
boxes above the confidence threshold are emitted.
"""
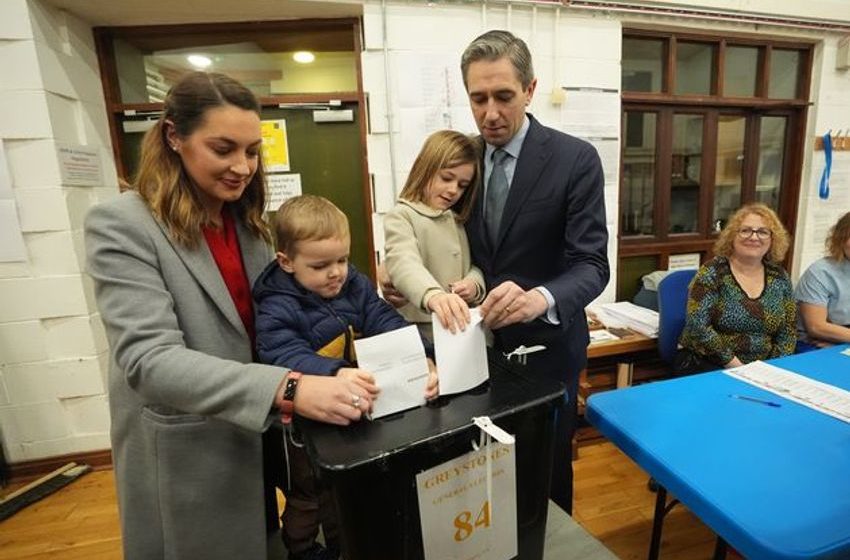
[351,394,361,409]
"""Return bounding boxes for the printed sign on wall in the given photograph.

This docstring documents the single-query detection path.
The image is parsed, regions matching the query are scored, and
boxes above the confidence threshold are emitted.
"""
[261,119,291,172]
[265,173,302,212]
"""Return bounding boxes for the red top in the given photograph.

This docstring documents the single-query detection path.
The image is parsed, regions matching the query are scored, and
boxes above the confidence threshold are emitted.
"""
[203,210,255,346]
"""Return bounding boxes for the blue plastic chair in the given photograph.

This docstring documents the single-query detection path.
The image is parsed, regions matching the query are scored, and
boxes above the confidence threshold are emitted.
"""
[657,269,698,364]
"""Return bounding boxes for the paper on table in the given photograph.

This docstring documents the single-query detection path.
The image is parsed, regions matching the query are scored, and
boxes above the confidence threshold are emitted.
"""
[432,307,489,396]
[725,360,850,423]
[589,329,620,343]
[353,325,429,419]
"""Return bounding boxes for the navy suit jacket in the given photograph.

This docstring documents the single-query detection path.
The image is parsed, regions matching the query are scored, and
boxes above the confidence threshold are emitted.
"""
[467,114,609,385]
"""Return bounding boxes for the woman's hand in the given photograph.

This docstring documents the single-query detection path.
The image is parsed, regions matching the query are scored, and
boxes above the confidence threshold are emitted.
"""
[292,374,379,426]
[450,278,479,303]
[424,358,439,401]
[427,292,471,334]
[336,367,380,395]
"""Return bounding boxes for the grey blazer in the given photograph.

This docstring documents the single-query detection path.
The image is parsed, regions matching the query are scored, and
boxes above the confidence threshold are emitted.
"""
[85,191,284,560]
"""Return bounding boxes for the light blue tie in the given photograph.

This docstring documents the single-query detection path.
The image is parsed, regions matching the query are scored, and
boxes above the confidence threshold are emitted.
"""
[485,149,510,245]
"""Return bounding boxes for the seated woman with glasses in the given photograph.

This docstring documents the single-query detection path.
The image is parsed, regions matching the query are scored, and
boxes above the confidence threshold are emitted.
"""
[795,211,850,346]
[675,203,796,374]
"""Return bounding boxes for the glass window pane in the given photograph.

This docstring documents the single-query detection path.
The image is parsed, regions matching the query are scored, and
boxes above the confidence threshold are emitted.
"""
[768,49,801,99]
[755,116,787,209]
[670,114,703,234]
[724,46,759,97]
[676,42,715,95]
[622,112,657,236]
[622,38,664,92]
[713,115,746,230]
[113,29,357,103]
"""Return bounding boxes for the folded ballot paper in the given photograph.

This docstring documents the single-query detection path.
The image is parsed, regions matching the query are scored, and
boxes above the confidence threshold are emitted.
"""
[354,325,430,419]
[352,312,490,419]
[431,307,489,396]
[593,301,659,338]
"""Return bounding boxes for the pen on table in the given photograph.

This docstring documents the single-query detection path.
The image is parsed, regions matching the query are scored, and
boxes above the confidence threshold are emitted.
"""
[728,394,782,408]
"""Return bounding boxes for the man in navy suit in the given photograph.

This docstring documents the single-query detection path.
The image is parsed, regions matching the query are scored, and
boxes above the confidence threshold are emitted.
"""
[461,30,609,514]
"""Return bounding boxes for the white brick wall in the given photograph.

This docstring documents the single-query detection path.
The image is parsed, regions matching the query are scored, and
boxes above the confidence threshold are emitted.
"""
[0,0,115,464]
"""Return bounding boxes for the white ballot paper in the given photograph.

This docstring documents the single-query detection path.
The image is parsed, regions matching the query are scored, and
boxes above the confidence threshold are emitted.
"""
[354,325,429,419]
[432,308,489,395]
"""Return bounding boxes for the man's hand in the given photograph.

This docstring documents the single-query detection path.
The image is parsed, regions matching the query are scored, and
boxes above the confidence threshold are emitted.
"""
[377,263,408,308]
[479,281,548,329]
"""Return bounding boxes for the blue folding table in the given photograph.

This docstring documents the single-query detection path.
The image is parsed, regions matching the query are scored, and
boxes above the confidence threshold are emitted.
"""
[586,345,850,560]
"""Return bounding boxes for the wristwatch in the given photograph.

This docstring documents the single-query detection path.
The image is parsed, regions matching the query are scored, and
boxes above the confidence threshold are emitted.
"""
[280,372,302,425]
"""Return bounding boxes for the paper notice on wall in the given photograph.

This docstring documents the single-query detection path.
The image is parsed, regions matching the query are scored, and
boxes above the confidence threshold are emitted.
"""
[668,253,701,270]
[587,137,621,186]
[261,120,291,172]
[265,174,302,212]
[810,210,834,243]
[416,442,517,560]
[58,144,102,187]
[561,88,620,139]
[393,51,468,109]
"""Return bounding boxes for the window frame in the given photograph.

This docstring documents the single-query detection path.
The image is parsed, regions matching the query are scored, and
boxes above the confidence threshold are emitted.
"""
[617,28,812,299]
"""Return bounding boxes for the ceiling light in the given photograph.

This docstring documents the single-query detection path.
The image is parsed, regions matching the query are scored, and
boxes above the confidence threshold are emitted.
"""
[293,51,315,64]
[187,54,212,69]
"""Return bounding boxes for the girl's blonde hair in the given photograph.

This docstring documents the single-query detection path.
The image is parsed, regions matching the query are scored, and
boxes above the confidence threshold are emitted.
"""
[825,211,850,262]
[398,130,481,222]
[714,203,790,263]
[134,71,270,247]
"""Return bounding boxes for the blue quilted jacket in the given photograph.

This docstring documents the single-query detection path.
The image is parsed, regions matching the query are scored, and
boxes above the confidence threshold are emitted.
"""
[253,262,430,374]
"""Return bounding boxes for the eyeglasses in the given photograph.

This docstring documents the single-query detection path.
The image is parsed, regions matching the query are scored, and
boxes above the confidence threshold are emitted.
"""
[737,227,772,240]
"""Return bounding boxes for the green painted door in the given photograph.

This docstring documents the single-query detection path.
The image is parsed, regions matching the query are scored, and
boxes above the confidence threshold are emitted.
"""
[261,103,371,276]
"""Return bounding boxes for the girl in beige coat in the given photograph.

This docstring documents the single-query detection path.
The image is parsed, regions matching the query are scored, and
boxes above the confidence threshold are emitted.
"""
[383,130,486,339]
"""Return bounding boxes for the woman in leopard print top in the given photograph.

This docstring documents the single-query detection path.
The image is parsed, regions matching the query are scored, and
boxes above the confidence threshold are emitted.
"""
[677,204,796,372]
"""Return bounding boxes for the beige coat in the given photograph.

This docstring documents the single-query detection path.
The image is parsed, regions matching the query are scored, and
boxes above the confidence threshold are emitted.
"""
[85,192,284,560]
[383,199,485,329]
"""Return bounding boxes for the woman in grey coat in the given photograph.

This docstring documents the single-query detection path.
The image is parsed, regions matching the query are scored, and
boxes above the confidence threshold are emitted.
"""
[85,72,376,560]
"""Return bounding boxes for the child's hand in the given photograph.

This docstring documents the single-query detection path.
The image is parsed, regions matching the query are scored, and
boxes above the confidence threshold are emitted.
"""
[427,292,470,334]
[450,279,479,303]
[336,368,380,397]
[424,359,439,401]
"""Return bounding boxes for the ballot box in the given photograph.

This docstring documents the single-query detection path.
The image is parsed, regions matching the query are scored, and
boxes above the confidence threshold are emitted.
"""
[297,354,565,560]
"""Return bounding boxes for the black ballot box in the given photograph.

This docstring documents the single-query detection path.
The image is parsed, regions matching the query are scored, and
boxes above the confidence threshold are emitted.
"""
[297,353,565,560]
